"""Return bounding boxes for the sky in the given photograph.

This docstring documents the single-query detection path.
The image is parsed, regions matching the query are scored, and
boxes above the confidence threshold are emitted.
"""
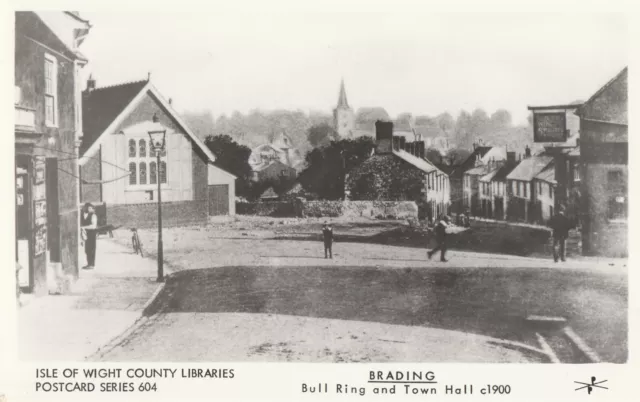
[78,12,628,125]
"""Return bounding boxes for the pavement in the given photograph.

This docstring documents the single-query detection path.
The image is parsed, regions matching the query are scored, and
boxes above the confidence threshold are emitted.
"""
[18,237,166,361]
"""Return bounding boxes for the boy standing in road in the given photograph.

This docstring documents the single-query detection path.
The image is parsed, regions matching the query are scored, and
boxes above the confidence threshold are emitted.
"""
[428,215,450,262]
[322,222,333,259]
[549,206,572,262]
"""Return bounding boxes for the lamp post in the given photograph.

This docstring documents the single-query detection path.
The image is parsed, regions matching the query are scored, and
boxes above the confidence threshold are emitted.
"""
[148,113,167,282]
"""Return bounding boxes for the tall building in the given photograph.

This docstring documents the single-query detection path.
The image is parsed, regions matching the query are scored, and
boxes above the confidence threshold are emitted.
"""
[333,79,355,137]
[575,67,627,257]
[15,11,91,295]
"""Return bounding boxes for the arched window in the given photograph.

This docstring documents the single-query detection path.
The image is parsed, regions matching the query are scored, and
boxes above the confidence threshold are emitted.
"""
[139,139,147,158]
[160,161,167,184]
[129,162,137,185]
[150,161,157,185]
[139,162,147,185]
[127,137,167,188]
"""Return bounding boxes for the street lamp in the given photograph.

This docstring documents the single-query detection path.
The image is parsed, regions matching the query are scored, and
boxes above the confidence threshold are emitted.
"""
[148,113,167,282]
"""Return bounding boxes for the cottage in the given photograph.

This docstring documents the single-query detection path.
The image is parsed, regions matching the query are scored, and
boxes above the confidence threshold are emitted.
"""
[478,152,517,220]
[15,11,91,295]
[461,146,507,216]
[505,155,554,223]
[449,145,494,214]
[79,78,236,227]
[251,159,297,182]
[345,121,450,222]
[574,67,627,257]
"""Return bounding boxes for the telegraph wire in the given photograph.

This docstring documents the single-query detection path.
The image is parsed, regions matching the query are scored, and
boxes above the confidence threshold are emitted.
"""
[31,145,130,173]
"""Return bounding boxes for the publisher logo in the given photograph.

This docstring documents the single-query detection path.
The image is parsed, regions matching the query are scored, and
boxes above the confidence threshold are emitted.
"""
[574,377,608,394]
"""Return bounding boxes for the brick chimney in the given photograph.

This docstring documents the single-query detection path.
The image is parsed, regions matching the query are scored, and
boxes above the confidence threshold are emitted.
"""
[399,136,406,152]
[507,151,516,166]
[375,121,394,154]
[406,141,414,155]
[525,145,531,158]
[416,141,425,158]
[86,74,96,91]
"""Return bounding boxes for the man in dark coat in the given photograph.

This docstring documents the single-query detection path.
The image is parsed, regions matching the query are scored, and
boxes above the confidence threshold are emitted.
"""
[322,222,333,259]
[428,215,450,262]
[81,202,98,269]
[549,206,572,262]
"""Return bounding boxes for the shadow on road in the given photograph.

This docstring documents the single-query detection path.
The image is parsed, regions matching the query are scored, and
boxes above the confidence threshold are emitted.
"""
[144,264,628,363]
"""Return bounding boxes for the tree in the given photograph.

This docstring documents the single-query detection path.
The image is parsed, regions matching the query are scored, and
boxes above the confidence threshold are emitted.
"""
[490,109,512,128]
[307,123,339,148]
[444,148,472,167]
[454,110,473,149]
[435,112,455,134]
[425,148,443,165]
[298,137,375,200]
[181,110,215,141]
[204,134,253,197]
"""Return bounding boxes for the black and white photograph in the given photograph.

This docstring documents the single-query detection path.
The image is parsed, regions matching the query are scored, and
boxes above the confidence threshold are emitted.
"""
[9,4,631,379]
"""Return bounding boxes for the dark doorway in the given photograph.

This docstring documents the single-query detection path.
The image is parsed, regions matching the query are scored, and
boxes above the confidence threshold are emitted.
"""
[208,184,229,215]
[46,158,60,263]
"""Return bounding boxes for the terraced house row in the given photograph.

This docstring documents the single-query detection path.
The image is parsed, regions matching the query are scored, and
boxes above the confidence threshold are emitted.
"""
[456,67,627,258]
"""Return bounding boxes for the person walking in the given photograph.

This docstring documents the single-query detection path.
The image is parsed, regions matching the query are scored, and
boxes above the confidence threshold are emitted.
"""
[81,202,98,269]
[549,206,572,262]
[428,215,450,262]
[322,222,333,259]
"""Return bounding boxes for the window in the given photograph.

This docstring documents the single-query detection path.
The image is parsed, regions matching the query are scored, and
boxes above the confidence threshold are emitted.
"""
[511,181,516,195]
[139,162,147,185]
[129,162,137,185]
[608,170,627,221]
[573,164,581,182]
[150,161,157,184]
[44,54,57,126]
[159,161,167,184]
[127,138,168,187]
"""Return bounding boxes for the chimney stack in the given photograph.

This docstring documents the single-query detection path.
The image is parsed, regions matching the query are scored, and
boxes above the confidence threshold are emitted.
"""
[416,141,425,158]
[399,136,406,152]
[86,74,96,92]
[375,121,394,154]
[168,98,173,105]
[525,145,531,158]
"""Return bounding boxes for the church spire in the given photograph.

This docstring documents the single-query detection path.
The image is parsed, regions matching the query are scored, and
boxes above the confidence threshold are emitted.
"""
[337,78,350,109]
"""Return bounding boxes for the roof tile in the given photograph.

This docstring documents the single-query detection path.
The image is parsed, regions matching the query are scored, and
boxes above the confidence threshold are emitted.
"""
[81,80,148,154]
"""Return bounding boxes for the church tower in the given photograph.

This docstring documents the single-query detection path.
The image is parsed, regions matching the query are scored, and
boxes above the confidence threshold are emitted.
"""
[333,79,355,137]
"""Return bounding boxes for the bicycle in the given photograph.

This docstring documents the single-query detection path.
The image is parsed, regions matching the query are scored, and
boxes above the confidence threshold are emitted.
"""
[131,228,144,257]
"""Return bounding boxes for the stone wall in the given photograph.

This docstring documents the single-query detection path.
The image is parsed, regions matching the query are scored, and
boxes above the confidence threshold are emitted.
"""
[302,200,418,219]
[236,201,297,217]
[236,199,418,219]
[106,200,208,229]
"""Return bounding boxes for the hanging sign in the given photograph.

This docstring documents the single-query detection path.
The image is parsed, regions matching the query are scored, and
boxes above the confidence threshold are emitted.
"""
[533,112,567,143]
